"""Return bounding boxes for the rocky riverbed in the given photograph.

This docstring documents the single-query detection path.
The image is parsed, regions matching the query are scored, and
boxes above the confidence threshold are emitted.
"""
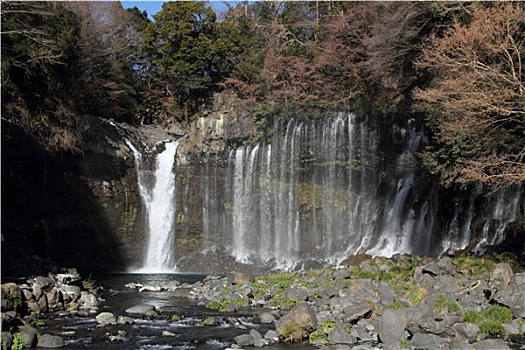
[2,254,524,349]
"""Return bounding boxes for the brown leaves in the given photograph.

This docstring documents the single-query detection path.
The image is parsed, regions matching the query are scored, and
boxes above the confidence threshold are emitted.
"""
[414,3,525,188]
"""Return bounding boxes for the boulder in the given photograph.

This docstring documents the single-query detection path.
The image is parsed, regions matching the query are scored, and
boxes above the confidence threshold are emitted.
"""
[37,334,65,348]
[452,323,479,343]
[342,303,373,323]
[329,324,356,345]
[283,286,309,301]
[31,276,55,292]
[21,328,38,348]
[234,333,254,346]
[275,302,317,336]
[256,312,274,324]
[117,315,134,324]
[202,317,219,326]
[377,308,409,345]
[473,339,510,350]
[96,312,117,325]
[78,292,98,310]
[59,285,81,301]
[488,263,513,290]
[1,331,12,350]
[264,330,279,343]
[125,304,156,317]
[410,333,446,349]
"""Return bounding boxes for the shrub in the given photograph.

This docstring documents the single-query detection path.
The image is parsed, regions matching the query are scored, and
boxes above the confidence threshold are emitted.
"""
[464,305,512,335]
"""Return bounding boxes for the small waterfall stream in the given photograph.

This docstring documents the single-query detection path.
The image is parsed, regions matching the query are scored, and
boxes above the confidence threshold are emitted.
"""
[126,140,179,273]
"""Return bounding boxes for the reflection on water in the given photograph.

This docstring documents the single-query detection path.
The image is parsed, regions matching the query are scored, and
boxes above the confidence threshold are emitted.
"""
[36,274,316,349]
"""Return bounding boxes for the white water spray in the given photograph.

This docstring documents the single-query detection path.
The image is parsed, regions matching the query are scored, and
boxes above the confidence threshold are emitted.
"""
[126,140,179,273]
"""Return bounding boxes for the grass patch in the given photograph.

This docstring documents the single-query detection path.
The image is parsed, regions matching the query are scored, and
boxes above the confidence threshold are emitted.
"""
[279,322,308,343]
[434,294,463,313]
[385,300,407,309]
[308,330,328,344]
[463,305,512,335]
[452,253,518,277]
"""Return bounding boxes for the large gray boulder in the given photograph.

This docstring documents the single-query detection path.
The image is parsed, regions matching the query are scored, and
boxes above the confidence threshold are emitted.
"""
[410,333,446,349]
[377,308,409,345]
[37,334,65,348]
[473,338,510,350]
[488,263,513,290]
[275,302,317,336]
[21,328,38,348]
[452,323,479,343]
[96,312,117,325]
[125,304,156,317]
[329,324,356,345]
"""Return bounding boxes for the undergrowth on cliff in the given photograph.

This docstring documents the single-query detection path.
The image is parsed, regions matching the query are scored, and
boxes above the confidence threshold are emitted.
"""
[451,252,518,276]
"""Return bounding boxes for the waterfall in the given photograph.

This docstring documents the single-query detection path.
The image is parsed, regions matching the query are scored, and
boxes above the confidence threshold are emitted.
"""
[170,114,523,273]
[126,140,179,273]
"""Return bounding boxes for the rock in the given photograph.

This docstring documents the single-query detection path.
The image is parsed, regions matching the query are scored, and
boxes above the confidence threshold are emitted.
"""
[452,323,480,343]
[275,302,317,336]
[283,286,309,301]
[37,334,65,348]
[250,329,262,340]
[473,338,510,350]
[46,287,62,310]
[1,283,24,311]
[21,328,38,348]
[33,286,43,301]
[264,330,279,343]
[253,338,269,347]
[492,289,525,318]
[173,287,192,298]
[1,331,12,350]
[410,333,446,349]
[162,331,176,336]
[488,263,513,290]
[59,285,81,301]
[117,315,134,324]
[202,317,219,326]
[21,289,34,301]
[257,312,274,324]
[377,308,409,345]
[351,328,374,342]
[329,324,356,345]
[342,303,373,323]
[448,340,475,350]
[125,304,156,316]
[234,333,253,346]
[422,257,454,276]
[228,272,253,285]
[31,276,55,292]
[96,312,117,325]
[56,270,81,284]
[27,301,41,314]
[78,292,98,310]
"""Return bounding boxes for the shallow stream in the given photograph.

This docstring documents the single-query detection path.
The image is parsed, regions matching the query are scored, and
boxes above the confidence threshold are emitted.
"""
[35,273,316,350]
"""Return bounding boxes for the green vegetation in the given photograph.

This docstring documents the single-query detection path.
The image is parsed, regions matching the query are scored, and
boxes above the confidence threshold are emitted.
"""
[452,253,518,277]
[463,305,513,336]
[385,300,407,310]
[206,297,248,313]
[11,331,24,350]
[170,314,180,322]
[279,322,308,343]
[308,330,328,344]
[434,294,463,313]
[400,339,411,349]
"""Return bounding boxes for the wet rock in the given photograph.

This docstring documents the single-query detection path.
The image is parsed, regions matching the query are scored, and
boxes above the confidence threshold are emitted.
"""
[46,287,62,310]
[96,312,117,325]
[56,270,81,285]
[21,328,38,348]
[264,330,279,343]
[228,272,253,285]
[173,287,192,298]
[125,304,156,316]
[1,283,24,312]
[250,329,262,340]
[37,334,65,348]
[203,317,219,326]
[410,333,446,349]
[452,323,479,343]
[78,292,98,310]
[255,312,274,324]
[117,315,134,324]
[162,331,176,336]
[234,333,254,346]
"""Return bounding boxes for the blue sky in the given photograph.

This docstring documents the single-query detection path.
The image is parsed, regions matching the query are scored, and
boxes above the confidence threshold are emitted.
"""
[121,1,230,20]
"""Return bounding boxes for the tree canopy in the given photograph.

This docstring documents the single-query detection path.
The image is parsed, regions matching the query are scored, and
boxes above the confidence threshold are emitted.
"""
[1,1,523,189]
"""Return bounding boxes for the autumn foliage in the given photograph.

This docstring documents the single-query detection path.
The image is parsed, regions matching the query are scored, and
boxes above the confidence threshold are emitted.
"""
[414,3,525,189]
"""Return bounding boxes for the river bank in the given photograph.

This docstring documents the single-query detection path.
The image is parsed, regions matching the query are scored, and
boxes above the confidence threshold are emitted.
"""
[2,254,524,349]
